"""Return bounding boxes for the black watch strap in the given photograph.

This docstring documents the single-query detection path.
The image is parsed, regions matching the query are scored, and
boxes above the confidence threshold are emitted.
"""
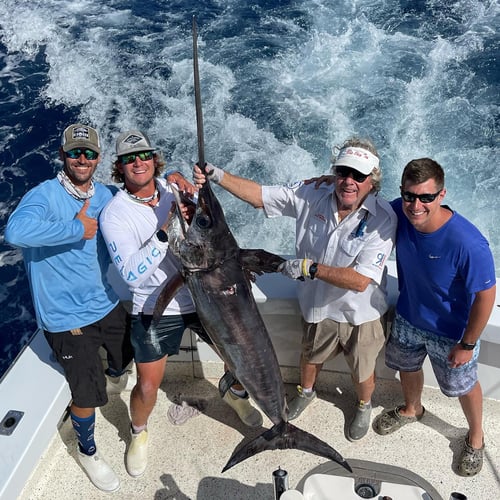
[459,340,476,350]
[309,262,318,280]
[156,229,169,243]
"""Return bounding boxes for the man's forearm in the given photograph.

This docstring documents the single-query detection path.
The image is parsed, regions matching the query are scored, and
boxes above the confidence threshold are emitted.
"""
[219,170,264,209]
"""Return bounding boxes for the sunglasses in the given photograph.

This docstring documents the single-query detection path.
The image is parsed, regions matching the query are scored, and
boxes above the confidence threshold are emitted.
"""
[400,189,442,204]
[119,151,154,164]
[66,148,99,160]
[335,166,369,183]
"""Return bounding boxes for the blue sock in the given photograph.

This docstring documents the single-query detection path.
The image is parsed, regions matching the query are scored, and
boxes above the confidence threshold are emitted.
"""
[71,412,96,456]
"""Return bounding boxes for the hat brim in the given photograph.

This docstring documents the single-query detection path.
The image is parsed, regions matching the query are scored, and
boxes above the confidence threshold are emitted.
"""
[117,146,155,156]
[333,156,373,175]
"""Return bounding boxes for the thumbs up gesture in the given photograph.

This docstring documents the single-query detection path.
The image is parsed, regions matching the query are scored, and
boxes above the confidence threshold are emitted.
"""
[76,199,98,240]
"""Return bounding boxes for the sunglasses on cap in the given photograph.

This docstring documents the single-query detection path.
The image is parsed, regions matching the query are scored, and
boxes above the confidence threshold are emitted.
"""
[400,189,442,204]
[66,148,99,160]
[335,166,369,183]
[119,151,154,164]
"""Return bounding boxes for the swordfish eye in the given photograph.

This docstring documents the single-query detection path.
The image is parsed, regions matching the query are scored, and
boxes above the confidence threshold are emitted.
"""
[195,213,212,229]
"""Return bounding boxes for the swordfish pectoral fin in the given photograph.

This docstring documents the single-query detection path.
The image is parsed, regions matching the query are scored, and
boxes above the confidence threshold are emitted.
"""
[221,421,352,473]
[152,271,185,324]
[239,249,286,276]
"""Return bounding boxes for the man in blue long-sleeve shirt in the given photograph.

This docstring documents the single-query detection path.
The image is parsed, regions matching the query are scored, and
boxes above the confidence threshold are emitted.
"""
[5,123,134,492]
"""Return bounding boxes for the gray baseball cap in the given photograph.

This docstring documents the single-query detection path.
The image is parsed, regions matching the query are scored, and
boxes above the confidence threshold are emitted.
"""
[115,130,155,156]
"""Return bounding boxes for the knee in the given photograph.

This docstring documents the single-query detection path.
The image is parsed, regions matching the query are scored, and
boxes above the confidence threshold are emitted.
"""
[136,377,161,400]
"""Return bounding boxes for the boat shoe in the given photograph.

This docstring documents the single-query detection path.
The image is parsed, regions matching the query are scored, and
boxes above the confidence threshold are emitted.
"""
[374,405,425,435]
[287,385,317,420]
[223,390,263,427]
[347,400,372,441]
[457,434,484,477]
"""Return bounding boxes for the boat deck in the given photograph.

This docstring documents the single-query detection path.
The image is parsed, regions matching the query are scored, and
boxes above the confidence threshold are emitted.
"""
[19,368,499,500]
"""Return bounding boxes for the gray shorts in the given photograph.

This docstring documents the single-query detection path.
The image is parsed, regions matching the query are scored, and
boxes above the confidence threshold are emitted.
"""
[301,316,386,383]
[385,313,479,397]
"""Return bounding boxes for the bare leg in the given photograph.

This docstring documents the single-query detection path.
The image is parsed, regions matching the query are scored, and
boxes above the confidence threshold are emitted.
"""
[398,369,425,417]
[130,356,168,427]
[459,381,484,448]
[301,357,323,389]
[353,372,375,402]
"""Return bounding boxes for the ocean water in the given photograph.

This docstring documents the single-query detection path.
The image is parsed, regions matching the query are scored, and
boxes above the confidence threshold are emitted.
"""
[0,0,498,380]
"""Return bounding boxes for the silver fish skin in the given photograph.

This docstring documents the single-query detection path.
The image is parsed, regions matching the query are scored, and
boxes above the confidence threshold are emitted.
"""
[155,180,351,474]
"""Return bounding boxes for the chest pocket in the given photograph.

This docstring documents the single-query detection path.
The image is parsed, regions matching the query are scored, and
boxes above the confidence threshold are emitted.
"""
[340,234,368,258]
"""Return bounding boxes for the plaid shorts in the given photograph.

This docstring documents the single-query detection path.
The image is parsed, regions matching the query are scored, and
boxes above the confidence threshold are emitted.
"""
[385,313,479,397]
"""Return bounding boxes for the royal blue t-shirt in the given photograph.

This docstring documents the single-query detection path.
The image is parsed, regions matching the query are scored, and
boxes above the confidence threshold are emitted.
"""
[392,198,496,340]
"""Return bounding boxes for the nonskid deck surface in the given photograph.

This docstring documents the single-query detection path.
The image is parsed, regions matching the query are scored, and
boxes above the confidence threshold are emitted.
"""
[20,373,499,500]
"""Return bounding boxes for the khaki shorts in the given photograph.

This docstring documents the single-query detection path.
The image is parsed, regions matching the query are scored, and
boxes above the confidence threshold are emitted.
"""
[301,316,387,383]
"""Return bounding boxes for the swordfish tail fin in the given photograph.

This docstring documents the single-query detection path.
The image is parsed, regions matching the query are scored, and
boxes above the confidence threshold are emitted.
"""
[221,421,352,473]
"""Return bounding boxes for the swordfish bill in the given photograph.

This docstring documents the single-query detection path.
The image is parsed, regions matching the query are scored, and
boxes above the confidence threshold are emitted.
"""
[192,16,205,172]
[153,17,352,474]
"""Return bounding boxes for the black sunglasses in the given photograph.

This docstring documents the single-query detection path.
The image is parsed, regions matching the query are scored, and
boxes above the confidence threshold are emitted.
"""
[400,189,442,204]
[119,151,154,164]
[335,166,369,183]
[66,148,99,160]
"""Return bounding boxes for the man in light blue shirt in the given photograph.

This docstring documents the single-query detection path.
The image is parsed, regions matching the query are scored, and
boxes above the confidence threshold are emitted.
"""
[5,123,134,492]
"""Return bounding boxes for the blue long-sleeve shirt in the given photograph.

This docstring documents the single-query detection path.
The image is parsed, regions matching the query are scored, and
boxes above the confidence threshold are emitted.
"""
[5,178,119,333]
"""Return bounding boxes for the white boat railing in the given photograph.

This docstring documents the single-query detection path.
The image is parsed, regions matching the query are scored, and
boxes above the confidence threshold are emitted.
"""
[1,260,499,499]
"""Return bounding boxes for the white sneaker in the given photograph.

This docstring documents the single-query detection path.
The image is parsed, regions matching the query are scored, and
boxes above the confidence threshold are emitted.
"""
[77,449,120,492]
[223,390,263,427]
[126,429,148,477]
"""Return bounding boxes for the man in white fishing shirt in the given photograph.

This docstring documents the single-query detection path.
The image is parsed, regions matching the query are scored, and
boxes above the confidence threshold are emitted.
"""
[193,137,397,441]
[100,130,263,478]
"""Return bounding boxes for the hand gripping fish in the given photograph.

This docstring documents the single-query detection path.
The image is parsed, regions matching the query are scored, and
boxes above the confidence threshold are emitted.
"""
[152,17,351,474]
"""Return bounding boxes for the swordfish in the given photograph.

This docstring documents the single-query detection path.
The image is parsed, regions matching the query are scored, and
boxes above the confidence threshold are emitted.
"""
[154,178,351,473]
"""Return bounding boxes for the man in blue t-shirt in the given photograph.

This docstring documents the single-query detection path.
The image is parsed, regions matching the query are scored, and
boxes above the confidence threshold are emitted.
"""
[374,158,496,478]
[5,124,134,493]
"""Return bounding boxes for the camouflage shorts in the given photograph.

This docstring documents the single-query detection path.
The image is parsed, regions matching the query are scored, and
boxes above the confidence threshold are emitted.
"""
[385,313,479,397]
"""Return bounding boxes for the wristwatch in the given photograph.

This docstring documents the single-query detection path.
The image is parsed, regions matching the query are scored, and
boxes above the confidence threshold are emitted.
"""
[309,262,319,280]
[459,340,476,350]
[156,229,169,242]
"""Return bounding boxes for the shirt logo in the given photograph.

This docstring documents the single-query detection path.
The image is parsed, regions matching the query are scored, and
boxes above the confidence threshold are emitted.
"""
[373,252,386,269]
[428,254,441,259]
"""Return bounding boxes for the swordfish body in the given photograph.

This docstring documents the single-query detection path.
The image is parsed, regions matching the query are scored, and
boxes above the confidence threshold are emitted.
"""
[154,180,351,473]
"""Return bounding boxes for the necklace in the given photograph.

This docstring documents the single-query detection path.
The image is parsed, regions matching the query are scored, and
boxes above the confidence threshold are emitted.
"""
[123,182,159,205]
